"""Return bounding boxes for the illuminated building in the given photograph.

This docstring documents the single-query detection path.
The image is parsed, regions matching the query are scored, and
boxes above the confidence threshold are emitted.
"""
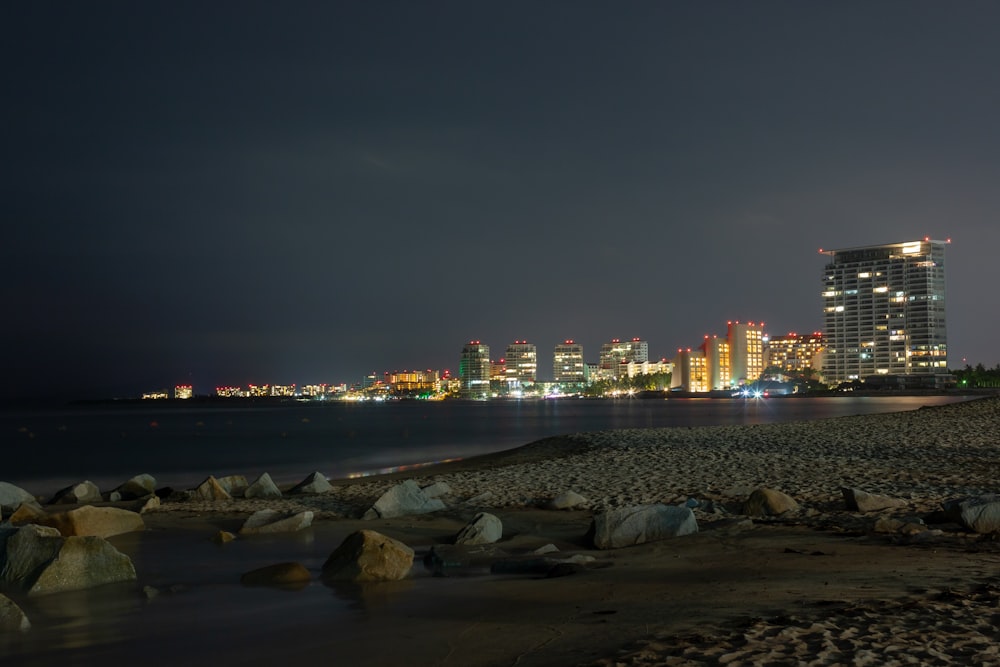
[490,360,507,382]
[142,390,169,400]
[820,239,949,383]
[385,370,439,393]
[215,386,245,398]
[174,385,193,399]
[670,348,708,393]
[702,335,731,390]
[598,338,648,380]
[504,340,537,386]
[459,341,491,399]
[553,340,585,384]
[766,332,825,375]
[671,321,764,392]
[728,321,765,385]
[247,384,270,397]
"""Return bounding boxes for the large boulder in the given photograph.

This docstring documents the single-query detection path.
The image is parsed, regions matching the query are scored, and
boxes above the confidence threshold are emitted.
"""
[421,482,452,499]
[1,524,64,587]
[842,487,908,513]
[942,495,1000,534]
[191,476,232,501]
[39,505,145,538]
[362,480,446,520]
[1,524,136,595]
[591,504,698,549]
[8,503,47,526]
[245,473,283,500]
[454,512,503,545]
[216,475,249,498]
[742,488,799,516]
[289,472,333,495]
[0,482,37,514]
[115,474,157,500]
[0,593,30,632]
[238,510,314,535]
[321,530,414,582]
[50,480,102,505]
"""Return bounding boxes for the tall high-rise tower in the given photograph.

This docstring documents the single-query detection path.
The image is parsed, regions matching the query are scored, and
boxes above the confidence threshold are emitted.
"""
[820,239,948,383]
[459,341,491,399]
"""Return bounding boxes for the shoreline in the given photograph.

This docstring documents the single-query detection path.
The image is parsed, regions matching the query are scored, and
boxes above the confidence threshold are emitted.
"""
[3,396,1000,665]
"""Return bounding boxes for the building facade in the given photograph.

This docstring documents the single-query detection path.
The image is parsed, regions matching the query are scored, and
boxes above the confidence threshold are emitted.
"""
[504,340,537,386]
[820,239,948,383]
[597,338,649,380]
[553,340,585,384]
[459,341,491,399]
[728,321,765,385]
[766,332,825,376]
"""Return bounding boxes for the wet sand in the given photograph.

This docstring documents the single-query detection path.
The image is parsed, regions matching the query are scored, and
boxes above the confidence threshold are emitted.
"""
[4,395,1000,666]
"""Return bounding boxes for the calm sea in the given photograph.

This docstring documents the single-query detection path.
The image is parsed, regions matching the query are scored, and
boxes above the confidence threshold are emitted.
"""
[1,395,972,494]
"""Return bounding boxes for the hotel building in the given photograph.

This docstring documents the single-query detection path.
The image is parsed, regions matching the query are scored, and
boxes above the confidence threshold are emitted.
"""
[553,340,585,384]
[459,341,491,399]
[820,239,948,383]
[766,332,825,376]
[671,320,764,392]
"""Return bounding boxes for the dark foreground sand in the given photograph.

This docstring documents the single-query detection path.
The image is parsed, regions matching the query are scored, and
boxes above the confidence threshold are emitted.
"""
[4,396,1000,666]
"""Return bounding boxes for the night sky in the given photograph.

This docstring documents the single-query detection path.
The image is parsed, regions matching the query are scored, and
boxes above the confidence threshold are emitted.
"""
[4,2,999,399]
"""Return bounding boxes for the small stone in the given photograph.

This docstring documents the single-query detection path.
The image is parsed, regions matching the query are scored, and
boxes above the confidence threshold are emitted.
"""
[546,491,588,510]
[289,472,333,495]
[191,476,231,501]
[245,472,283,500]
[241,562,311,587]
[454,512,503,545]
[212,531,237,544]
[239,510,313,535]
[742,488,799,516]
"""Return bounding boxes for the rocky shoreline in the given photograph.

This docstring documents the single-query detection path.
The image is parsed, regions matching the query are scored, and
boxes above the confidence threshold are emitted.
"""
[2,396,1000,665]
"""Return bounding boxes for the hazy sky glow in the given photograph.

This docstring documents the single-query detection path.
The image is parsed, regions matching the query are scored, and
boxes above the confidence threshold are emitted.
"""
[4,1,999,398]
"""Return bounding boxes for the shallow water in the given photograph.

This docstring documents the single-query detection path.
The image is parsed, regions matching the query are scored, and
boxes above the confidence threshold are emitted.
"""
[1,395,973,494]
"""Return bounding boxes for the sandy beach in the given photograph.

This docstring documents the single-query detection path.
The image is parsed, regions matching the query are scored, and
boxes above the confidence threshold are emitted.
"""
[3,395,1000,666]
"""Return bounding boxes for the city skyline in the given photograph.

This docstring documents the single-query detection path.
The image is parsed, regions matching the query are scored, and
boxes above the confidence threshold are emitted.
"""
[4,3,1000,400]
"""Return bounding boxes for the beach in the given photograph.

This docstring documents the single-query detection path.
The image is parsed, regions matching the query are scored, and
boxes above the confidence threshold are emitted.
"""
[3,395,1000,665]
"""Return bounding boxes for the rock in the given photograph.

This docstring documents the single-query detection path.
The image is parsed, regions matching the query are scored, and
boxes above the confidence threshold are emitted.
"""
[464,491,494,505]
[421,481,452,499]
[216,475,249,498]
[289,472,333,495]
[362,479,445,520]
[941,495,1000,534]
[109,491,123,502]
[240,562,311,587]
[238,510,314,535]
[192,476,232,501]
[115,474,157,500]
[546,491,588,510]
[0,593,30,632]
[49,480,102,505]
[454,512,503,545]
[245,472,283,500]
[8,503,46,526]
[1,524,64,588]
[0,482,37,514]
[742,488,799,516]
[135,496,160,514]
[39,505,145,538]
[212,531,237,544]
[591,504,699,549]
[1,524,136,595]
[321,530,414,582]
[27,535,137,595]
[842,487,908,513]
[534,543,559,555]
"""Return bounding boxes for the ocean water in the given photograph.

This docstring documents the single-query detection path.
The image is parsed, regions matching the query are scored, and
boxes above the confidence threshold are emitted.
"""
[1,395,973,495]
